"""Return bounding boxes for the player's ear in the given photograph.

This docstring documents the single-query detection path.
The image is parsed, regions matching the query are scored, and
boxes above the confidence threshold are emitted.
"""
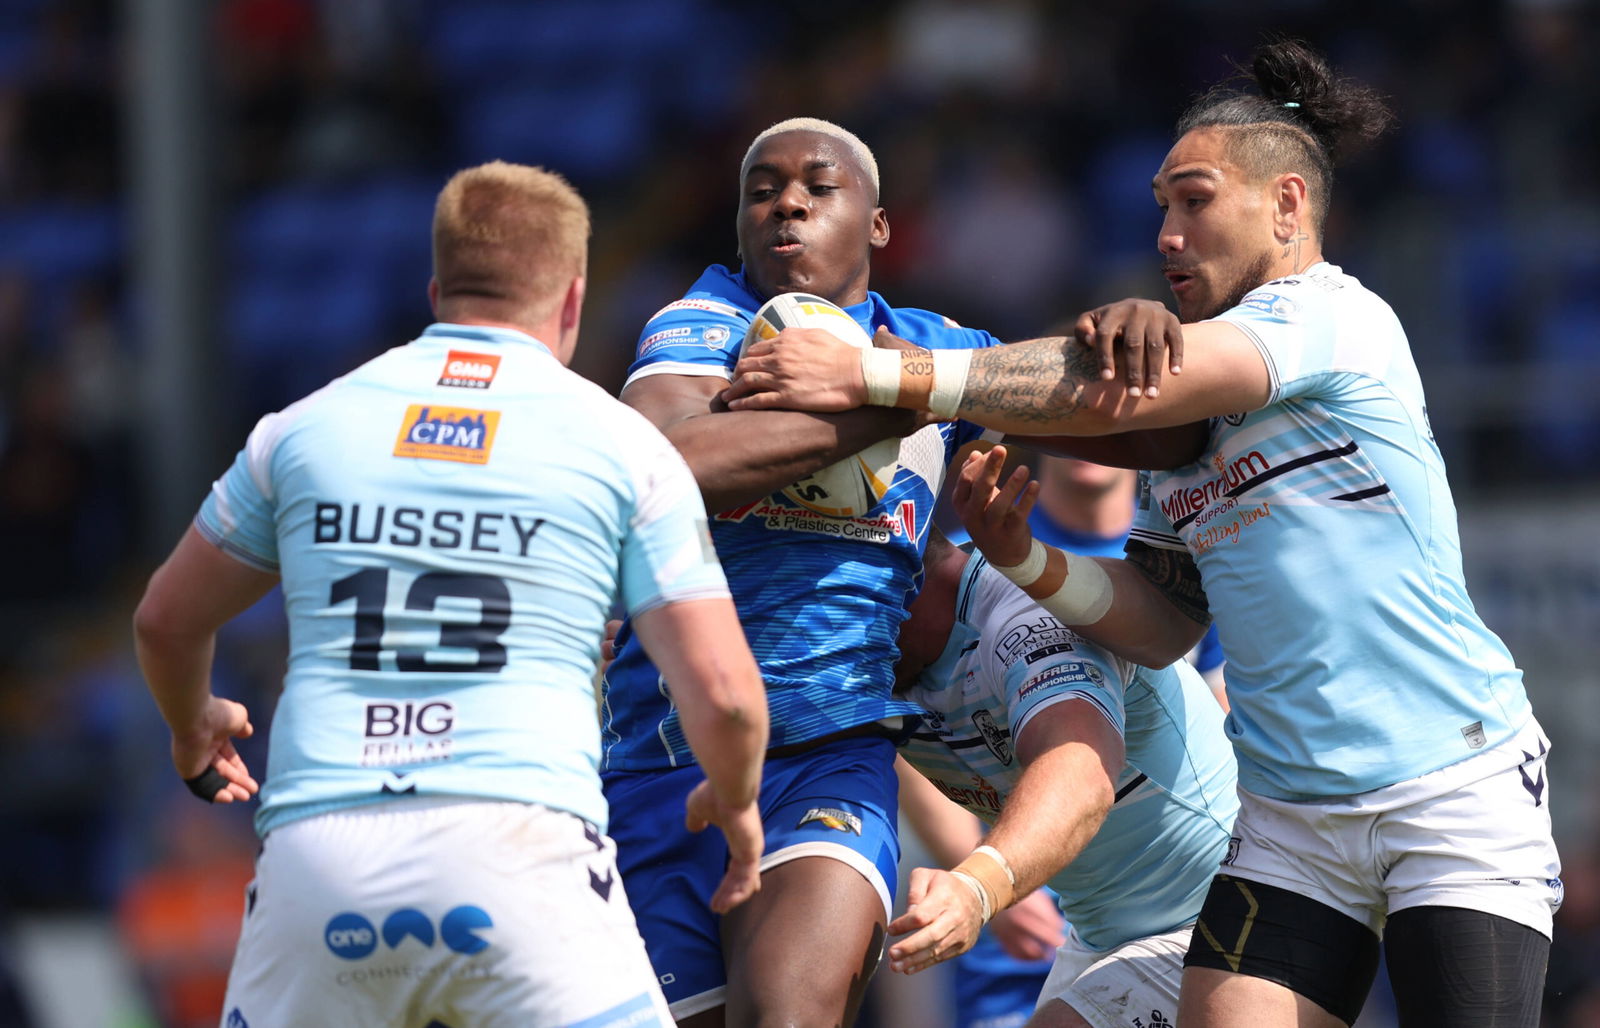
[870,208,890,250]
[427,276,440,315]
[556,275,586,364]
[1272,173,1309,244]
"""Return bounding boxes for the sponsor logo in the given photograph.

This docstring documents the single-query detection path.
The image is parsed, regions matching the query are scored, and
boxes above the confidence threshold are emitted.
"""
[798,807,862,835]
[1131,1011,1171,1027]
[649,297,746,321]
[992,614,1073,668]
[393,405,500,464]
[929,774,1002,813]
[1238,291,1300,320]
[1550,877,1564,912]
[1461,721,1486,749]
[325,913,378,959]
[1222,836,1240,866]
[1157,450,1273,526]
[225,1010,249,1028]
[437,350,500,389]
[703,325,731,347]
[362,700,455,768]
[638,325,696,358]
[324,906,494,960]
[713,497,914,545]
[1222,412,1247,426]
[971,708,1013,766]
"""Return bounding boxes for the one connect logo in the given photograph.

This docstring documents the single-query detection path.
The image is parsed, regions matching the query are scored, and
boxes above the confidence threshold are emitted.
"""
[325,906,494,960]
[325,913,378,959]
[440,905,494,955]
[382,908,436,949]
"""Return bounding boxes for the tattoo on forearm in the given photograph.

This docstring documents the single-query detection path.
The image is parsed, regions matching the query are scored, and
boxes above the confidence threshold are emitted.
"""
[1126,543,1212,626]
[957,338,1097,426]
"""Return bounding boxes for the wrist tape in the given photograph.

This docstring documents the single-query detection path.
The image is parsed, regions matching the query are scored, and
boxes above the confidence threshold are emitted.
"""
[992,540,1116,625]
[954,846,1016,920]
[860,348,972,418]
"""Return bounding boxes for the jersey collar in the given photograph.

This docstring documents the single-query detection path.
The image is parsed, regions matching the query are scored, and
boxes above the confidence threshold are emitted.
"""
[422,322,554,358]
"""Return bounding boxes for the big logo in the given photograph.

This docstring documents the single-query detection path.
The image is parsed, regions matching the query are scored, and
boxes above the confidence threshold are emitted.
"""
[392,405,501,464]
[324,906,494,960]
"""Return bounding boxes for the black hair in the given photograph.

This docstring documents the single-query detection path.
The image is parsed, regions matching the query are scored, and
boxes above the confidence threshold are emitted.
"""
[1175,39,1394,232]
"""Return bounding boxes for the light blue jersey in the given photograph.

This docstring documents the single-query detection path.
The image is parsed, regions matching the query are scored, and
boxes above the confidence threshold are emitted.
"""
[1130,263,1533,800]
[900,553,1238,951]
[196,324,728,836]
[601,265,998,770]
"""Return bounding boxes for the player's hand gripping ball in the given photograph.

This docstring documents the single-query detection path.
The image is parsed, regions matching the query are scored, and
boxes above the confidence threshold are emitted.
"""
[742,293,900,518]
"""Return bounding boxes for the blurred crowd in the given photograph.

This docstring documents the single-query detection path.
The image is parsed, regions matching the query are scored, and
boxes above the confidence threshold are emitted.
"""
[0,1,1596,1025]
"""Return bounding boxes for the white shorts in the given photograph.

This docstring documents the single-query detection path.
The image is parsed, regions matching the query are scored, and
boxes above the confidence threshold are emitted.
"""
[1223,718,1562,938]
[221,798,673,1028]
[1035,921,1193,1028]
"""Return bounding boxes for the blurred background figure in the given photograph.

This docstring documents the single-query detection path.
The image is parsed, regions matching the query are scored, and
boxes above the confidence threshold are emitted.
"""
[0,2,1596,1026]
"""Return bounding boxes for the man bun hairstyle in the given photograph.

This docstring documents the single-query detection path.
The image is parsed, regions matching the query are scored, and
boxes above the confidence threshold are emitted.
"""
[1176,39,1394,233]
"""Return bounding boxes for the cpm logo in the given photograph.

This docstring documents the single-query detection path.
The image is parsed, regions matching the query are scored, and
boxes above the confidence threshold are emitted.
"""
[393,405,501,464]
[437,350,501,389]
[325,906,494,960]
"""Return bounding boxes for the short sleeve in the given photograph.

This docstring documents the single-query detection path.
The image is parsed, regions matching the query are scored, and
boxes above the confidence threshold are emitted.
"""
[623,297,751,387]
[1214,270,1407,405]
[195,410,290,572]
[974,568,1130,742]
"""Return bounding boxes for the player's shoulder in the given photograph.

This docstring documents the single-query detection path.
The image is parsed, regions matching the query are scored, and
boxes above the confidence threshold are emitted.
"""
[1231,262,1398,327]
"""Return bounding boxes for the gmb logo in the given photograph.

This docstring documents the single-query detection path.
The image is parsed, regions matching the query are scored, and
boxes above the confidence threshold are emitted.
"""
[324,906,493,960]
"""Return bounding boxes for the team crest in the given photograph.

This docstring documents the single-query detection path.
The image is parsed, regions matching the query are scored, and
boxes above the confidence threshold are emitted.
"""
[798,807,862,835]
[437,350,500,389]
[971,708,1013,766]
[393,405,500,464]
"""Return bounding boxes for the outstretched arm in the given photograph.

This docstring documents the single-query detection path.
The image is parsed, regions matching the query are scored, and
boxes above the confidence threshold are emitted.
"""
[631,596,769,913]
[726,300,1271,437]
[887,699,1121,973]
[133,526,278,803]
[954,447,1210,667]
[622,372,927,511]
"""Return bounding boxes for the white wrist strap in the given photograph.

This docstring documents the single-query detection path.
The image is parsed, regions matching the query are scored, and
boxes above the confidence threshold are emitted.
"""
[927,349,972,420]
[991,539,1049,588]
[995,541,1115,625]
[972,845,1017,890]
[949,869,994,924]
[861,348,901,407]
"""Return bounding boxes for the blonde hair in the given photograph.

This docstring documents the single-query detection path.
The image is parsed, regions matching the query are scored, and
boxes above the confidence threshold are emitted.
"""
[431,161,590,326]
[741,117,880,202]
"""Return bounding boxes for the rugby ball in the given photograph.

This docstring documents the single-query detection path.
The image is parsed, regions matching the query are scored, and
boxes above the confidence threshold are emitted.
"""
[743,292,900,518]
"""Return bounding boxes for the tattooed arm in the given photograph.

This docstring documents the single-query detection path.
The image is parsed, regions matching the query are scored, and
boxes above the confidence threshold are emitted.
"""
[725,300,1272,436]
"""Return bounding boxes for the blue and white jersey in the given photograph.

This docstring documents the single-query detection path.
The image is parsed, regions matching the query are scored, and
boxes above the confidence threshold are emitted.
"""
[601,265,999,771]
[1130,263,1533,800]
[196,324,728,836]
[900,553,1237,951]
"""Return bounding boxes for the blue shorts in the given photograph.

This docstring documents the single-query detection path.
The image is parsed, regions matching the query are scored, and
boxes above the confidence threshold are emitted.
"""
[951,928,1055,1028]
[603,735,901,1015]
